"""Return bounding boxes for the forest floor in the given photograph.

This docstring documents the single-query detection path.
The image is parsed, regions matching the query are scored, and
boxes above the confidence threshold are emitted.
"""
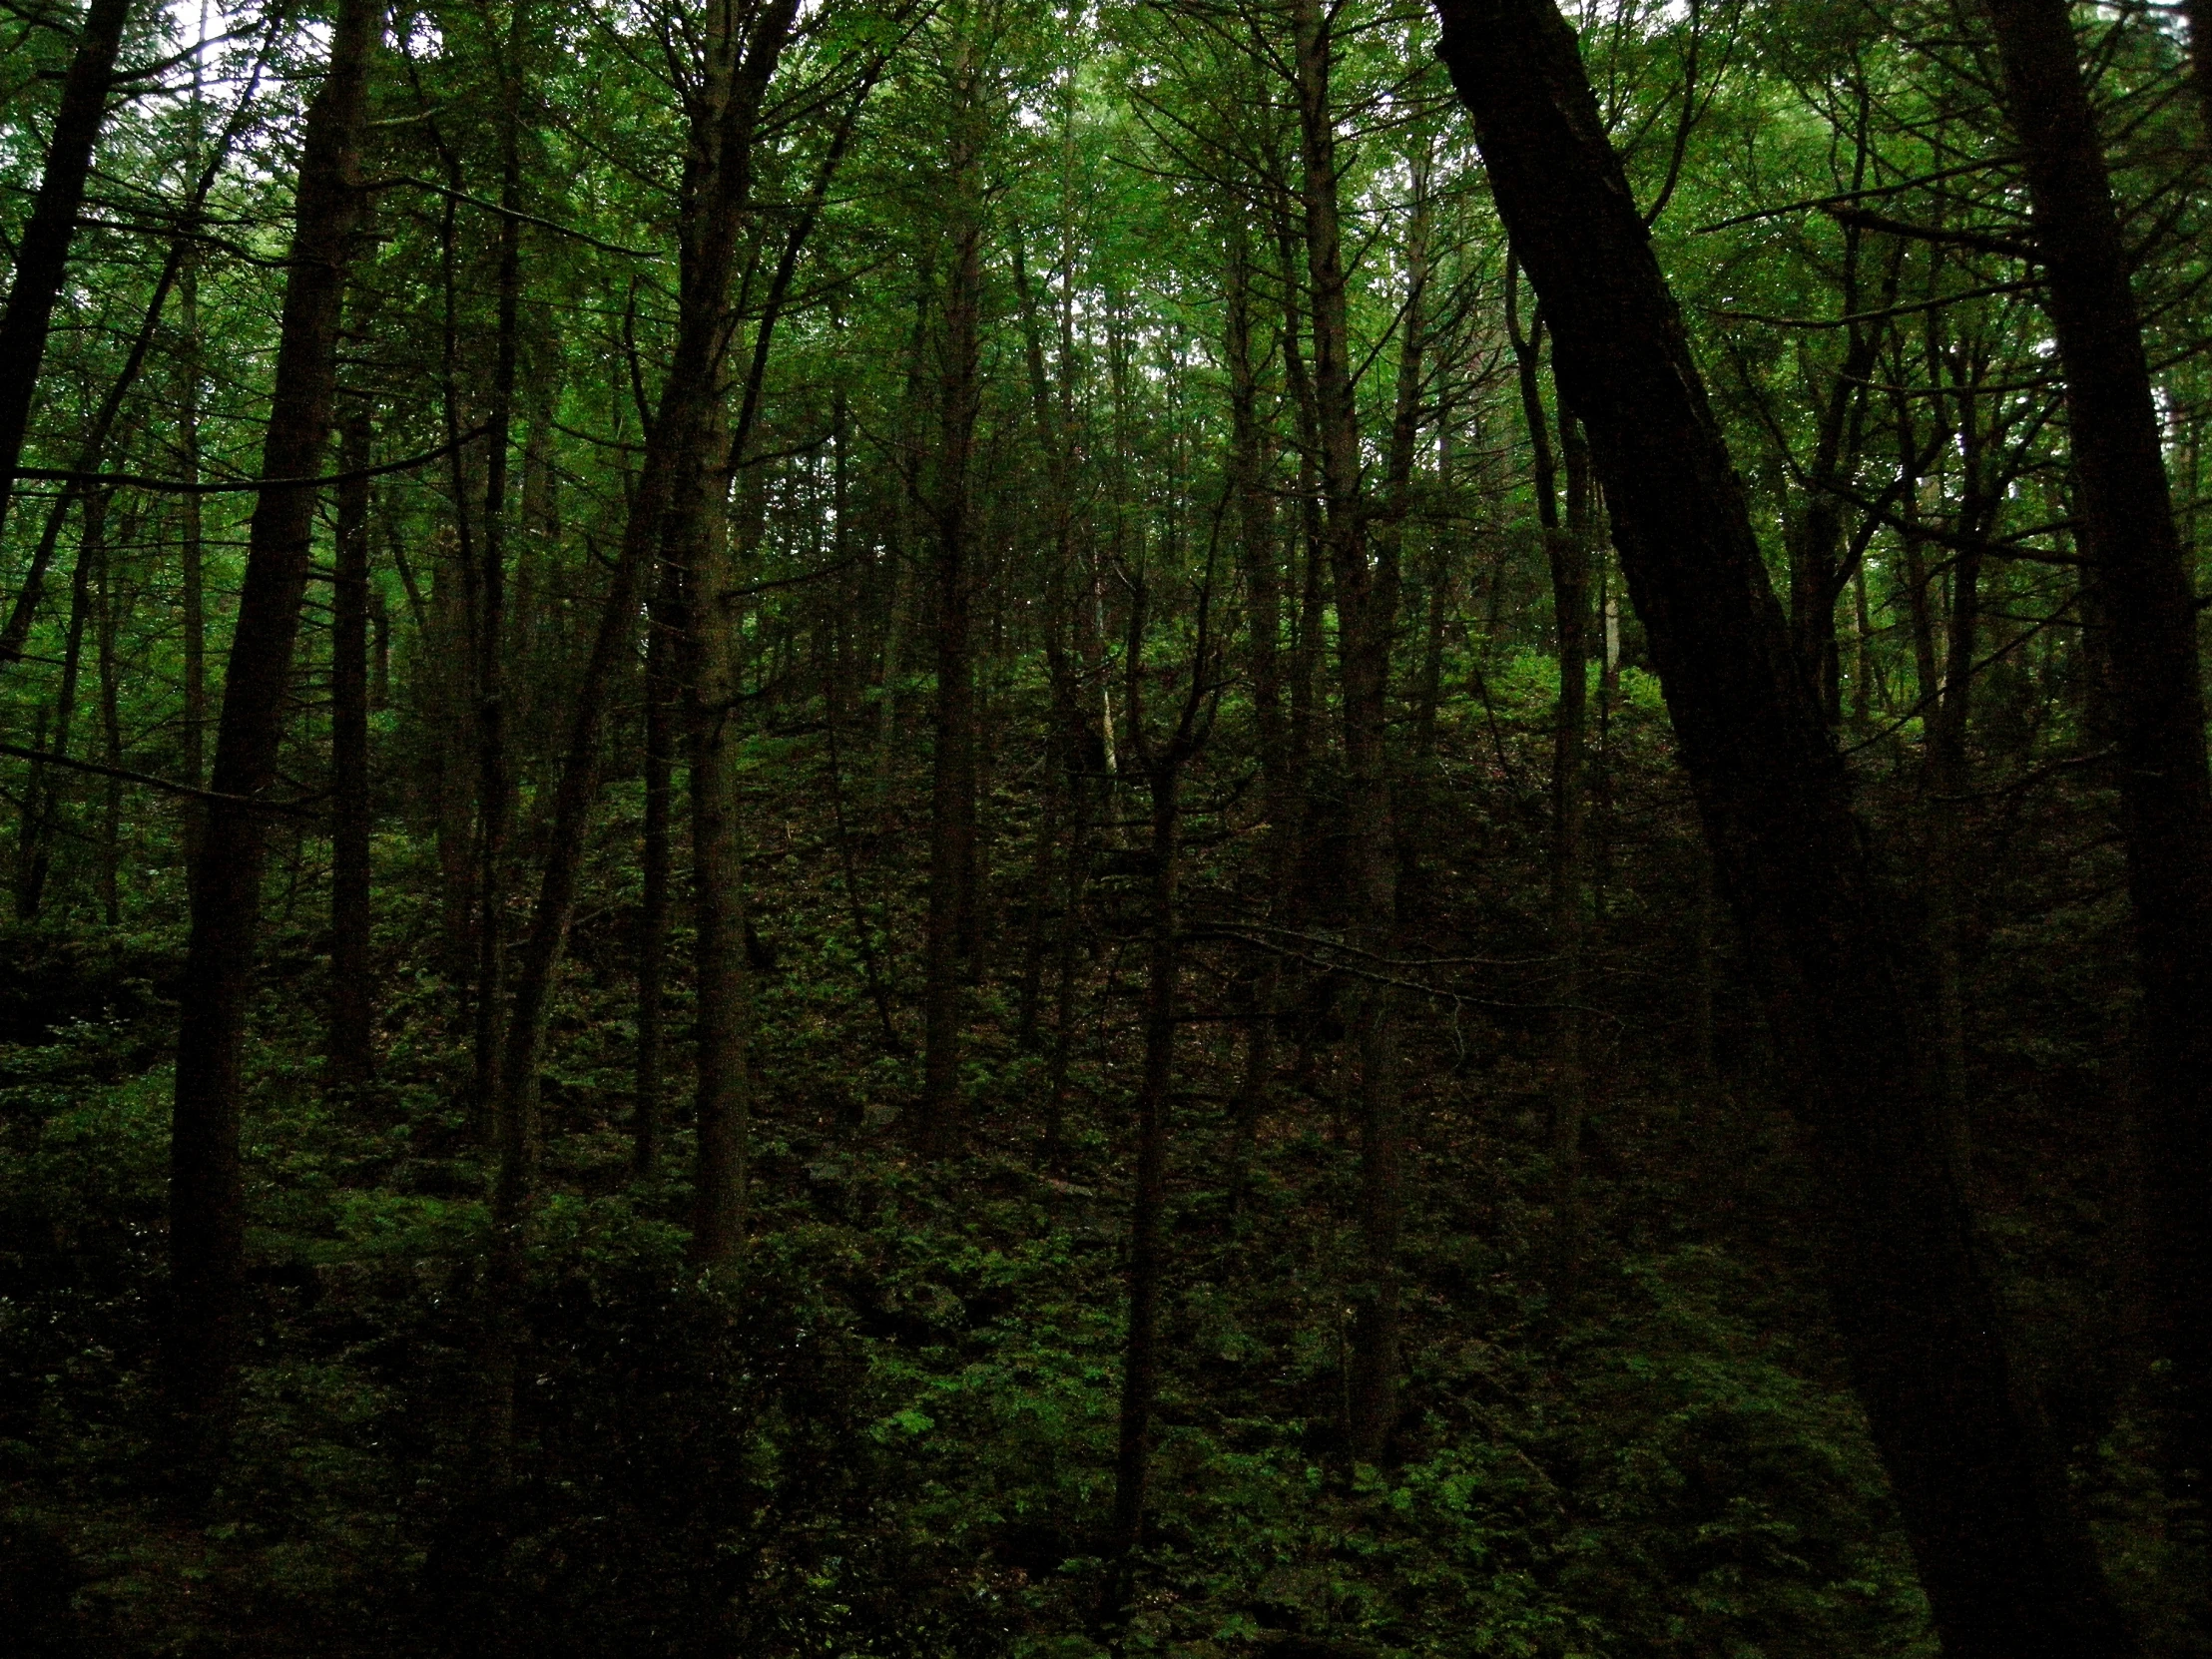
[0,658,2169,1656]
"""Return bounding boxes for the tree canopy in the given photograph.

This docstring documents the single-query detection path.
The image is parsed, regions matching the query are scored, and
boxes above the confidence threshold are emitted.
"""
[2,0,2208,1652]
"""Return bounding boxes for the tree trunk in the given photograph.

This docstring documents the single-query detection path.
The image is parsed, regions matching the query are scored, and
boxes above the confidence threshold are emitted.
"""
[95,497,126,925]
[2187,0,2212,142]
[686,399,753,1266]
[1548,393,1592,1298]
[165,0,379,1453]
[920,55,984,1156]
[635,555,678,1181]
[1981,0,2212,1567]
[16,488,100,921]
[328,406,375,1091]
[1105,767,1182,1585]
[0,0,134,554]
[1225,217,1284,1209]
[489,0,799,1257]
[181,249,207,793]
[1432,3,2133,1651]
[1101,582,1212,1614]
[1292,0,1402,1466]
[468,0,530,1147]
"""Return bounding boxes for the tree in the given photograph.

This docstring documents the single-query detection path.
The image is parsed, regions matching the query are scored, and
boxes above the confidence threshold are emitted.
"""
[166,0,382,1453]
[1431,0,2134,1650]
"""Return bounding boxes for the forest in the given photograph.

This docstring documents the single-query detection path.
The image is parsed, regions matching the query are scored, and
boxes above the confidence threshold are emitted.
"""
[2,0,2210,1651]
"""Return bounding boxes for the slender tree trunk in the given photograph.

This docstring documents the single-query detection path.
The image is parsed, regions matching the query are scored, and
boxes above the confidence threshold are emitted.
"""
[1012,234,1067,1053]
[1548,395,1592,1298]
[469,0,530,1138]
[488,0,796,1256]
[0,0,134,553]
[823,664,903,1055]
[1981,0,2212,1565]
[1433,4,2133,1651]
[181,250,207,793]
[687,399,753,1266]
[1105,769,1182,1588]
[17,490,100,920]
[635,556,678,1181]
[1225,219,1284,1209]
[1292,0,1403,1465]
[328,406,375,1091]
[95,501,125,925]
[920,60,984,1156]
[2186,0,2212,142]
[165,0,379,1453]
[1102,582,1213,1610]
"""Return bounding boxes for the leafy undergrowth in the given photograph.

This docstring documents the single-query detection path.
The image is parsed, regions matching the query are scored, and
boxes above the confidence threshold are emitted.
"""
[0,1001,1935,1656]
[1,669,2143,1657]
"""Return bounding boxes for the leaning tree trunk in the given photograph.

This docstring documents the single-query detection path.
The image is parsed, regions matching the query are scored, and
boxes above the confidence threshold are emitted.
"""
[1980,0,2212,1577]
[1431,3,2134,1654]
[165,0,379,1455]
[0,0,134,554]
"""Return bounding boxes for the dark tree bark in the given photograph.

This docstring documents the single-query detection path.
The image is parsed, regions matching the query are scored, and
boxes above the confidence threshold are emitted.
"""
[1431,3,2134,1653]
[15,486,99,920]
[94,495,127,924]
[1224,215,1286,1209]
[690,55,867,1257]
[1548,390,1592,1297]
[685,397,753,1266]
[1980,0,2212,1562]
[165,0,380,1450]
[468,0,530,1144]
[634,555,678,1181]
[181,250,207,793]
[0,0,134,555]
[2187,1,2212,141]
[486,0,800,1266]
[328,406,376,1091]
[1,81,254,678]
[1102,577,1215,1617]
[1292,0,1403,1466]
[920,47,985,1156]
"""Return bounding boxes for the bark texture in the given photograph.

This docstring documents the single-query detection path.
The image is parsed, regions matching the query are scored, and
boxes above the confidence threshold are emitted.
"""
[0,0,134,554]
[1431,2,2133,1652]
[1980,0,2212,1554]
[166,0,380,1445]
